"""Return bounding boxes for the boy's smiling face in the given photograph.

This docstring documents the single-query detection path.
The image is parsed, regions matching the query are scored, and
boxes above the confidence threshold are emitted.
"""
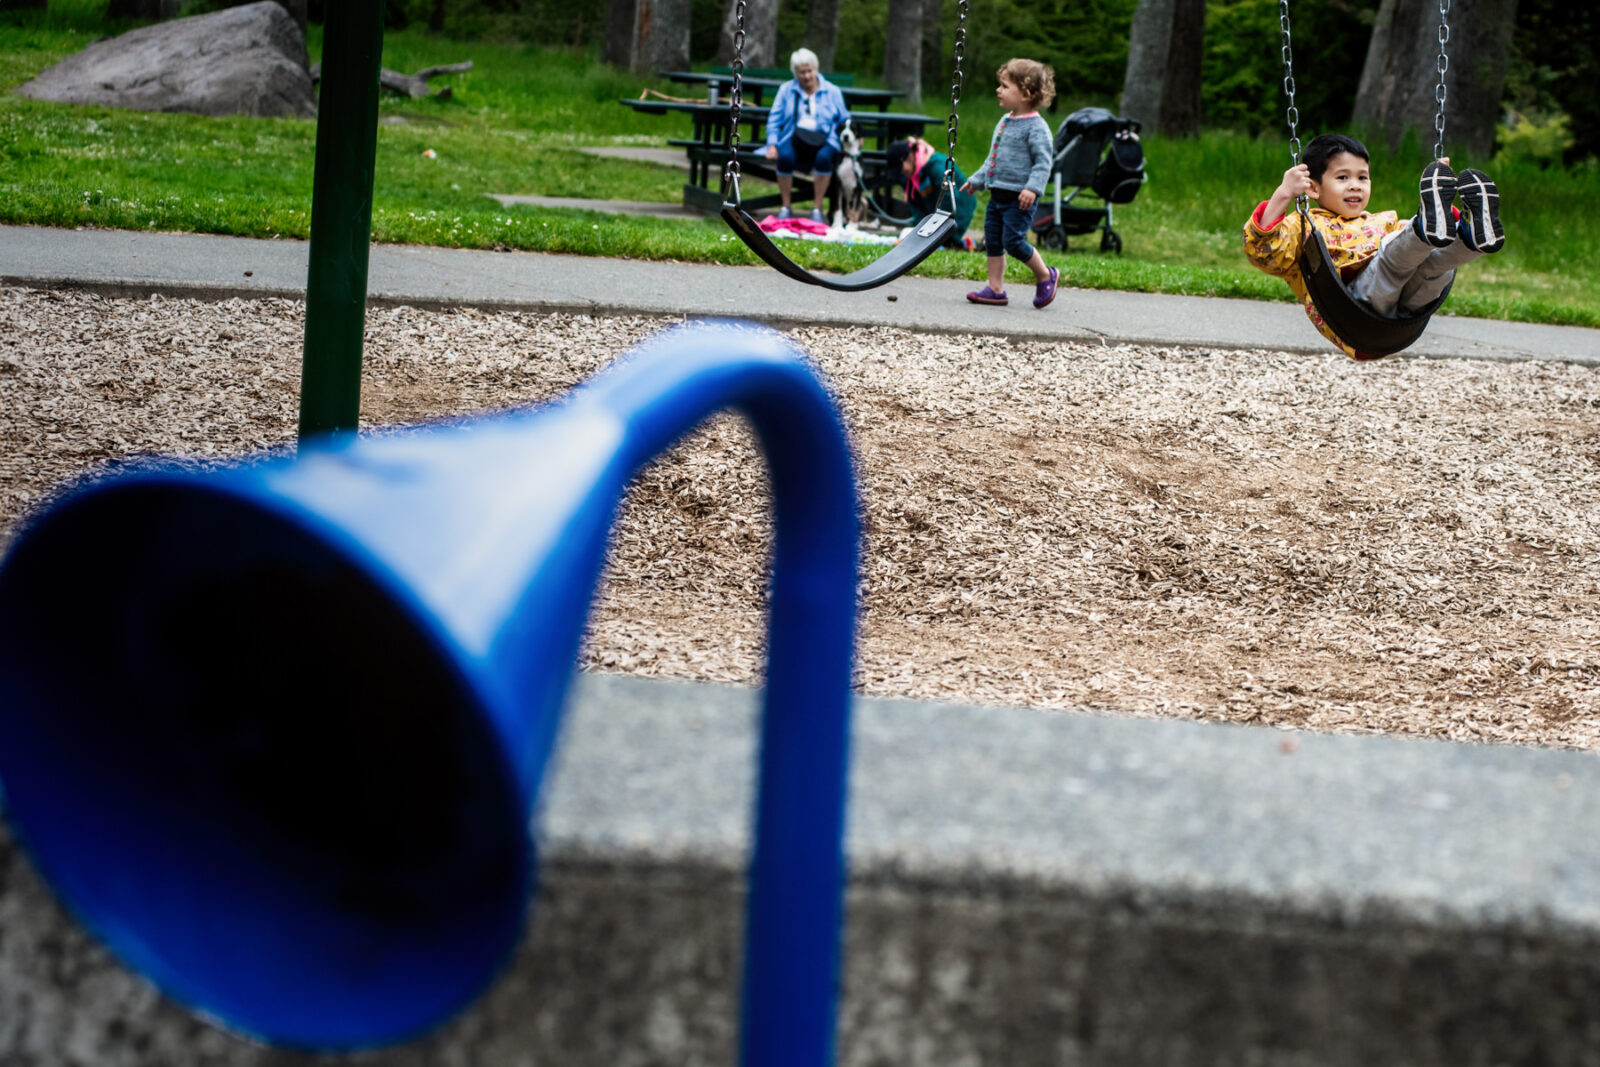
[1311,151,1372,218]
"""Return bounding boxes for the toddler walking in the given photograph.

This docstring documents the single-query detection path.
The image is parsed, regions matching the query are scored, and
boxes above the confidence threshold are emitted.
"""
[961,58,1059,308]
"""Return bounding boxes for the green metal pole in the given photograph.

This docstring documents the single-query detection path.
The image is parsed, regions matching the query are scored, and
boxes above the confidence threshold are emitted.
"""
[298,0,387,440]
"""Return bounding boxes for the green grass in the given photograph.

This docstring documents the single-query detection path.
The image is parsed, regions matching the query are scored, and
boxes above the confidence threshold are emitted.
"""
[3,13,1597,328]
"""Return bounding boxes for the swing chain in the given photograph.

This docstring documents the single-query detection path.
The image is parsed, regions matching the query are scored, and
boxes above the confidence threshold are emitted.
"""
[1432,0,1450,160]
[1278,0,1300,166]
[722,0,748,200]
[942,0,969,191]
[1277,0,1309,218]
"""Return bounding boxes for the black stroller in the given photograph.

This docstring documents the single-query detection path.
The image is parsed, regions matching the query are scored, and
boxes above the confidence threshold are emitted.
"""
[1031,107,1146,254]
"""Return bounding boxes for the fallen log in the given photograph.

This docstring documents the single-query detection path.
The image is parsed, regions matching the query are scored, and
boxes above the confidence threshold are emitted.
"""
[309,59,472,99]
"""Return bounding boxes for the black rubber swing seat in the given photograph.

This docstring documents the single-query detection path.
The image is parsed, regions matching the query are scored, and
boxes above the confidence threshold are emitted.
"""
[721,201,957,291]
[1297,209,1452,358]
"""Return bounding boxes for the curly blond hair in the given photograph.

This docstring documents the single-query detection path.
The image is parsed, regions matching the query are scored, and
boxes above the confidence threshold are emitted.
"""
[998,58,1056,110]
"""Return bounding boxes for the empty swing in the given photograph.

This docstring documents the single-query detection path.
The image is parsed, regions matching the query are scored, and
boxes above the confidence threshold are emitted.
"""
[718,0,971,291]
[1277,0,1455,358]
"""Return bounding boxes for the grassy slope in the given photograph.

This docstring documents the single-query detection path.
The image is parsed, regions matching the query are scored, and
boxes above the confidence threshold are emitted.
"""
[2,15,1595,327]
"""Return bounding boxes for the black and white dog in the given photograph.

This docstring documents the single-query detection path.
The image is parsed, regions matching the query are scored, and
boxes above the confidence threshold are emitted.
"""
[832,123,867,226]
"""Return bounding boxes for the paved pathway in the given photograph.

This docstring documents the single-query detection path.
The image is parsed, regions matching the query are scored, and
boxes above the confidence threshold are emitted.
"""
[574,145,691,169]
[4,224,1597,364]
[484,194,704,220]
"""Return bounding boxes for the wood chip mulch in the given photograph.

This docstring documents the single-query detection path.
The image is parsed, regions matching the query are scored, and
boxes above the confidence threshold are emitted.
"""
[5,286,1599,748]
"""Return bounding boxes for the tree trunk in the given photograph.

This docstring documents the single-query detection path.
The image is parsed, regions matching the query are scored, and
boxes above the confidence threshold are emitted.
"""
[805,0,842,71]
[1121,0,1174,129]
[635,0,691,73]
[883,0,923,100]
[105,0,182,18]
[920,0,943,94]
[106,0,303,30]
[1120,0,1204,136]
[1162,0,1204,134]
[604,0,638,68]
[1353,0,1517,159]
[717,0,779,68]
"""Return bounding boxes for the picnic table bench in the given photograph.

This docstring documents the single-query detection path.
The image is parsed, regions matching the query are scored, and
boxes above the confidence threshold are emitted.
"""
[709,64,856,85]
[661,71,900,112]
[620,96,941,216]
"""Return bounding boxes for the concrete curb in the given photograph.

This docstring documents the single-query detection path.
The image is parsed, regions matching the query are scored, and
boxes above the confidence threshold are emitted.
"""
[6,672,1600,1065]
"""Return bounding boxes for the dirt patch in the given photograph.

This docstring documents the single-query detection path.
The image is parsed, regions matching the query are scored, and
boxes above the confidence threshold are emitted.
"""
[4,287,1599,747]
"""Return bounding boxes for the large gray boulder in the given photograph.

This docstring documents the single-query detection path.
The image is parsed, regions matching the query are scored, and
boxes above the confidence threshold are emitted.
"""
[15,1,314,119]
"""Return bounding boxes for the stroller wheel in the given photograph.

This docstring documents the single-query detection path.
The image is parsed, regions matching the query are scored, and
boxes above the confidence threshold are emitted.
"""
[1101,230,1123,255]
[1039,228,1069,252]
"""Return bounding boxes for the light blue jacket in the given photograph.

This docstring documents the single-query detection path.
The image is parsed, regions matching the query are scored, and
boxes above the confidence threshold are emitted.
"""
[966,113,1053,194]
[764,78,852,153]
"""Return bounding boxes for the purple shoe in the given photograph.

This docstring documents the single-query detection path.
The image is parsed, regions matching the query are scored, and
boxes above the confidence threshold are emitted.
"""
[1033,266,1059,309]
[966,286,1008,306]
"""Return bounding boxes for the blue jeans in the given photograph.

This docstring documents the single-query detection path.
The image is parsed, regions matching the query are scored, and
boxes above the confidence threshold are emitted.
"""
[984,189,1035,262]
[776,139,836,178]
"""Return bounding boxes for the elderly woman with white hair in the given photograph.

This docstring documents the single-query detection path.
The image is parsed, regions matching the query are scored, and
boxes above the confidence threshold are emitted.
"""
[762,47,852,223]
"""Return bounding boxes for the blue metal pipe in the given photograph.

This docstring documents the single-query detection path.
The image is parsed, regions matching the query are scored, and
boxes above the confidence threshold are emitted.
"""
[0,322,859,1062]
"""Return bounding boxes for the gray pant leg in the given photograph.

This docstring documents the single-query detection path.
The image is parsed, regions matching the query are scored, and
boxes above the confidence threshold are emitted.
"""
[1396,239,1481,312]
[1347,222,1434,317]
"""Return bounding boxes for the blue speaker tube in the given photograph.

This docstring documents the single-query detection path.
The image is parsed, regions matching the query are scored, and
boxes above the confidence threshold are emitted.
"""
[0,322,860,1065]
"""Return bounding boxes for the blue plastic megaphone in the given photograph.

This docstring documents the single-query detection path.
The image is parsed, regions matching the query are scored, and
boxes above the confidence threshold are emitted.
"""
[0,322,859,1065]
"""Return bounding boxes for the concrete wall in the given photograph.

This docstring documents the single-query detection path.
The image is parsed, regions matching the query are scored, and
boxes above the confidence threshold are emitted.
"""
[6,672,1600,1065]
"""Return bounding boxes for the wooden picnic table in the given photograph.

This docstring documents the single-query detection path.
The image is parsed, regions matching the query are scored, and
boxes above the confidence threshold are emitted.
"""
[660,71,901,112]
[620,97,941,215]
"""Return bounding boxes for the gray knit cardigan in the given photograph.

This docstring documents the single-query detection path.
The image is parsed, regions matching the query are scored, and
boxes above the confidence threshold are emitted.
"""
[966,113,1053,194]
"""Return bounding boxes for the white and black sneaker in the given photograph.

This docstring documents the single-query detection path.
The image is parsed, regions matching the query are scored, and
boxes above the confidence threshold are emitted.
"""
[1455,168,1504,253]
[1417,160,1457,248]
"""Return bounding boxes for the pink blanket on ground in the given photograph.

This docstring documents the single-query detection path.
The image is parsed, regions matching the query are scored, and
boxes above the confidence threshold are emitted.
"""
[758,216,831,236]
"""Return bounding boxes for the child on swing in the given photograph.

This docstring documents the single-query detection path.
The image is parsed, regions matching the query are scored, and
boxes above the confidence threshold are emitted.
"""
[1244,133,1504,360]
[960,58,1059,309]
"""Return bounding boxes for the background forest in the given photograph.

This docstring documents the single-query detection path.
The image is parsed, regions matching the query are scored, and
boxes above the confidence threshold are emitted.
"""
[361,0,1595,163]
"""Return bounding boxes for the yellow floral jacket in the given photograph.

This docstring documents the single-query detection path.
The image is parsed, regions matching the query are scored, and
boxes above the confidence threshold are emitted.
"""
[1242,200,1408,361]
